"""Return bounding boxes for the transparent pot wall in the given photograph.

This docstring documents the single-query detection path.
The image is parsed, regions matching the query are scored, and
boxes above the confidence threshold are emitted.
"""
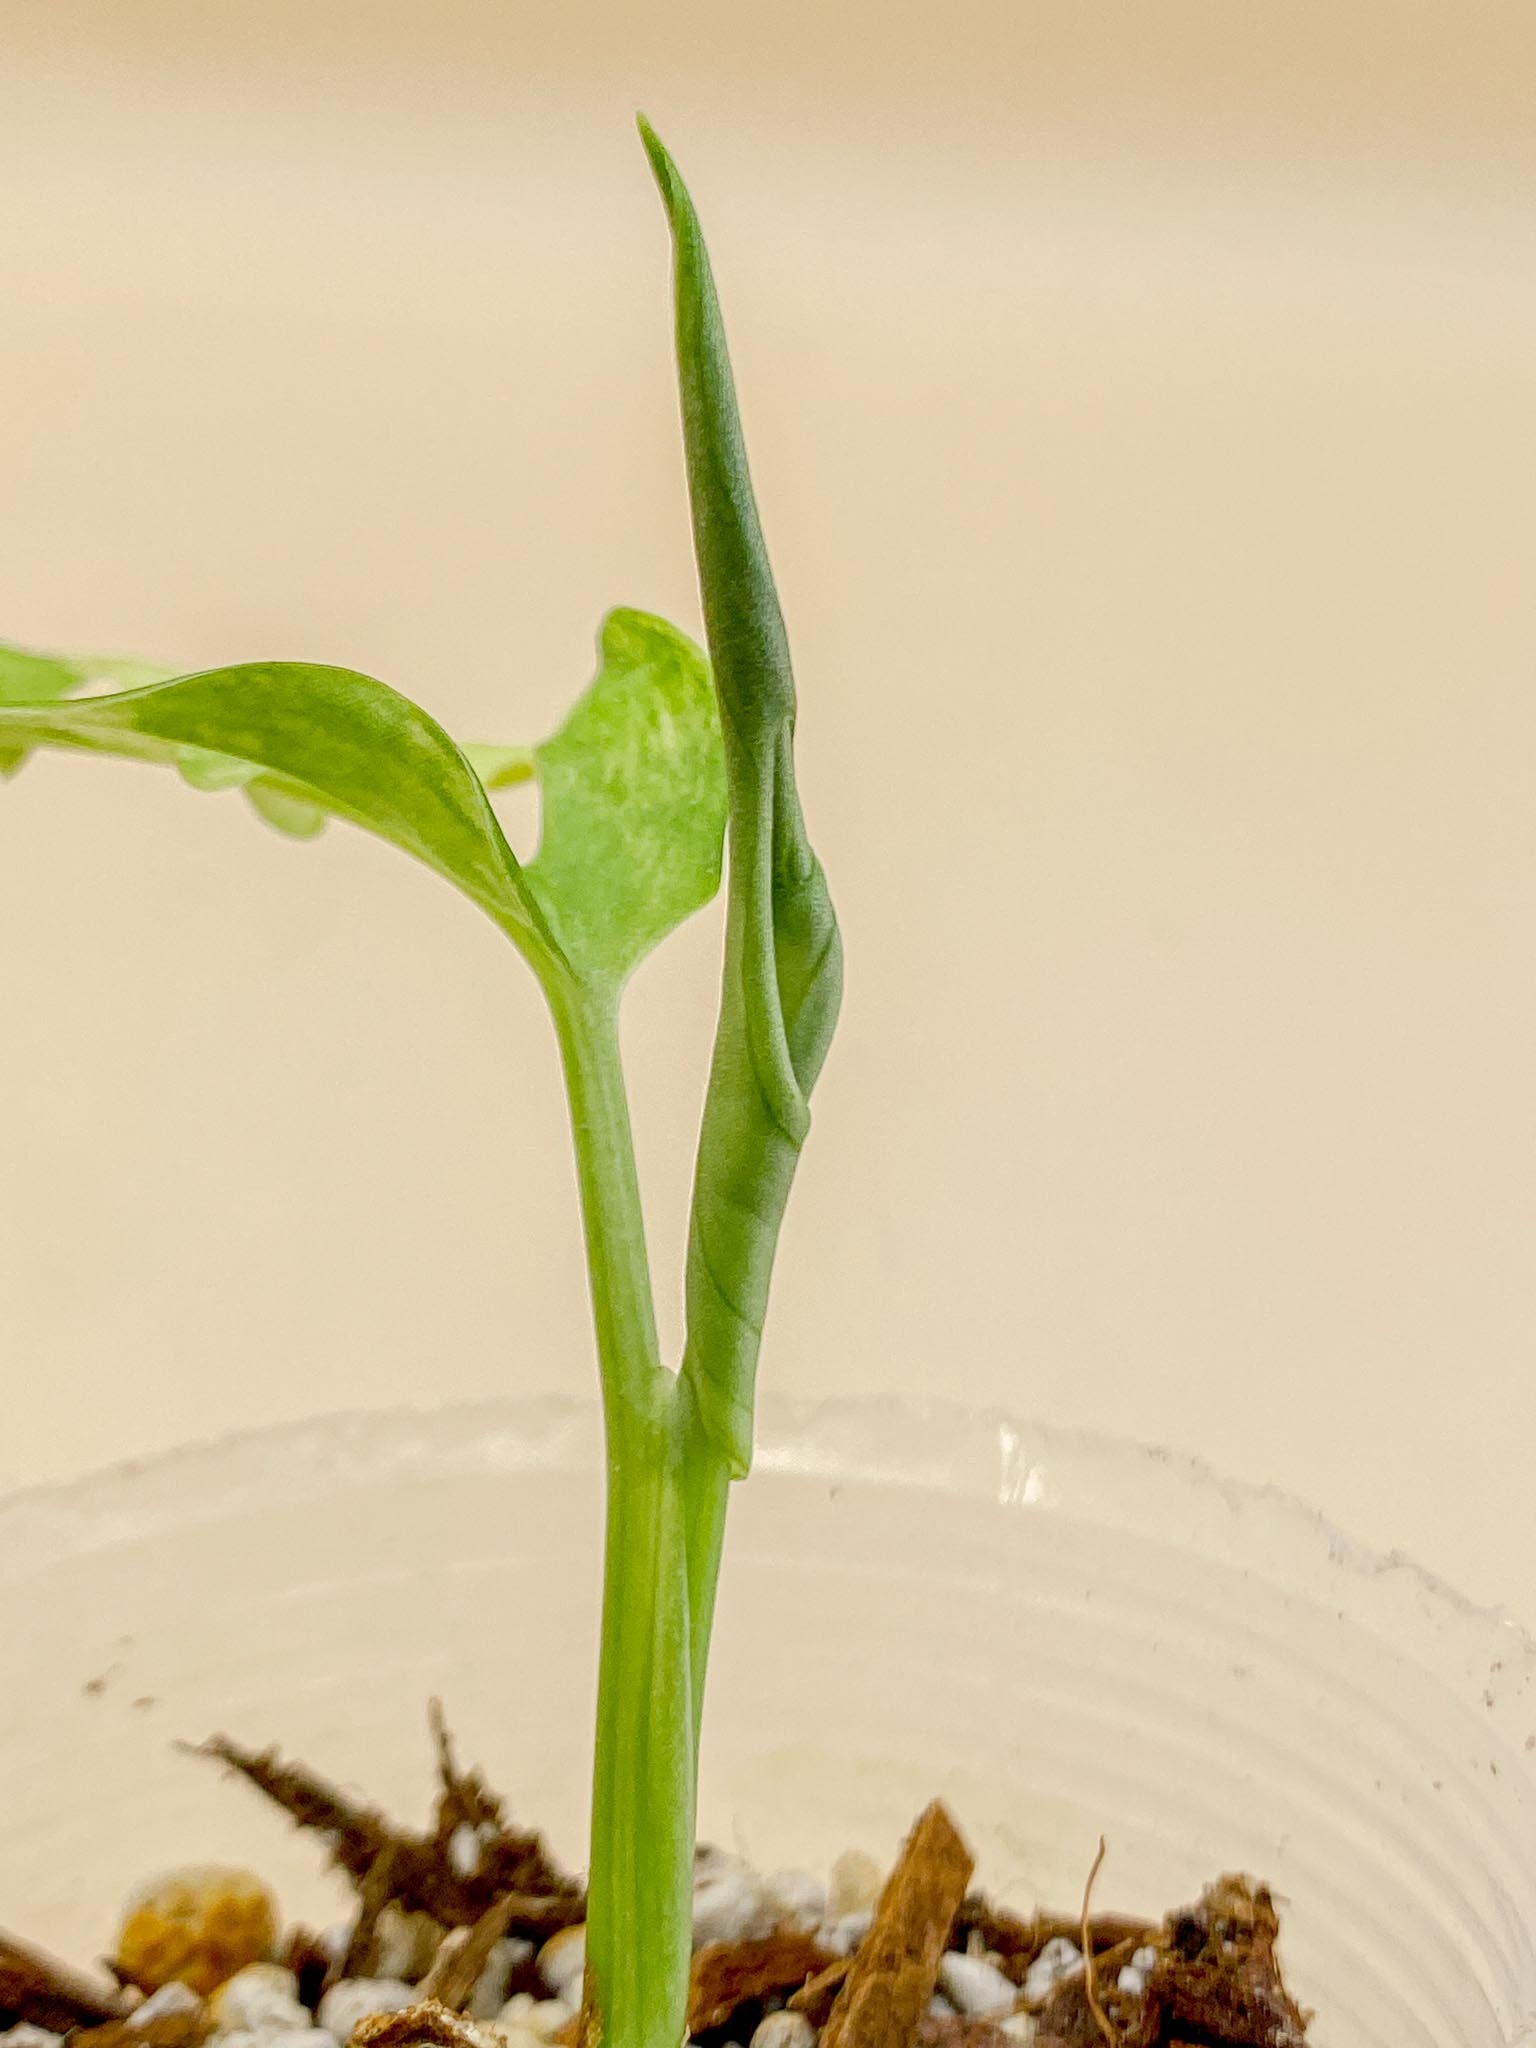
[1,1400,1533,2048]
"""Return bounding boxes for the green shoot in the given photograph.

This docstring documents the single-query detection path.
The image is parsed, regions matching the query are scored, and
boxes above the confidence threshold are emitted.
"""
[0,126,837,2048]
[638,123,843,1743]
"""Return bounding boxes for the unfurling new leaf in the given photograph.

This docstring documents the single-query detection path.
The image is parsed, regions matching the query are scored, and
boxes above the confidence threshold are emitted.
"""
[641,120,844,1479]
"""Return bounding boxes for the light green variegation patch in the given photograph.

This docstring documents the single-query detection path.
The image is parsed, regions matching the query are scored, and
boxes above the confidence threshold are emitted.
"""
[524,607,724,985]
[463,741,536,790]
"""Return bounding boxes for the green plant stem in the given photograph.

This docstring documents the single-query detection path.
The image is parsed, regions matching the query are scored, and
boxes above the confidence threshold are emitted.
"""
[674,1377,731,1742]
[548,979,703,2048]
[548,980,667,1433]
[588,1437,697,2048]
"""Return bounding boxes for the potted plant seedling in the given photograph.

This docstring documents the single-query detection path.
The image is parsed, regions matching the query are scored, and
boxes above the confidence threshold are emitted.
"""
[1,122,1431,2048]
[0,117,855,2048]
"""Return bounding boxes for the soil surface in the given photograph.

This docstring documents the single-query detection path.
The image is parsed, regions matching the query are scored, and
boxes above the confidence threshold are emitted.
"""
[0,1711,1310,2048]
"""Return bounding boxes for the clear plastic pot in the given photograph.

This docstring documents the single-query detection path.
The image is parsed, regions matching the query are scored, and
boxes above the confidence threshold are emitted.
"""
[0,1399,1532,2047]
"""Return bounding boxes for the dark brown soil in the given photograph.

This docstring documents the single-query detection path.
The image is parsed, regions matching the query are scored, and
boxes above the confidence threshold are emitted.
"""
[690,1934,837,2034]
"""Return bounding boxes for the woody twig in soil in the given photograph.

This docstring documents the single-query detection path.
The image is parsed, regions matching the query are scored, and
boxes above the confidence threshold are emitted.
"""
[184,1708,583,1942]
[1078,1839,1117,2048]
[336,1846,402,1984]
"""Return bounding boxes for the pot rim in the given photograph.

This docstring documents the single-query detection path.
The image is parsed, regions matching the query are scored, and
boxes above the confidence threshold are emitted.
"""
[0,1392,1531,1773]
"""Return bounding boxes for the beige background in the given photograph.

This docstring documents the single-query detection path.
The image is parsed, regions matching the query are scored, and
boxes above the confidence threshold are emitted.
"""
[1,4,1533,1619]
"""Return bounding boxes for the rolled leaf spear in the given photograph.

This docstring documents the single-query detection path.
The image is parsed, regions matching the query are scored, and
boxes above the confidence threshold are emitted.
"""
[0,124,840,2048]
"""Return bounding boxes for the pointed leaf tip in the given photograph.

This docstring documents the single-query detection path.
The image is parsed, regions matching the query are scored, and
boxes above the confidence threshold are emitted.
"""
[636,113,665,172]
[637,117,689,222]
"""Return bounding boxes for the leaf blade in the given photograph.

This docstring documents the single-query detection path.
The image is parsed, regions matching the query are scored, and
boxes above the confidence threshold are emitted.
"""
[0,661,553,959]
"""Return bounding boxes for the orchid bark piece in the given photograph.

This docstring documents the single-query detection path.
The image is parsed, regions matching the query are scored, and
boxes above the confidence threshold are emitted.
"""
[819,1805,973,2048]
